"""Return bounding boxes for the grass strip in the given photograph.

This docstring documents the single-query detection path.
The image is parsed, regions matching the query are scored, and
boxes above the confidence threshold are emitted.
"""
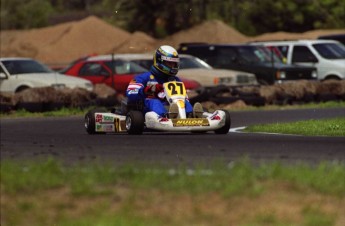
[2,158,345,197]
[244,117,345,136]
[2,158,345,226]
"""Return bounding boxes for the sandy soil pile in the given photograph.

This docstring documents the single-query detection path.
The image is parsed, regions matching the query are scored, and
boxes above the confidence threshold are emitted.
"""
[1,15,344,67]
[111,31,157,54]
[158,20,249,48]
[0,16,132,65]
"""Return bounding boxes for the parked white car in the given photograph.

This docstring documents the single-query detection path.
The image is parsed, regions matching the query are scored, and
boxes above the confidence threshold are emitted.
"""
[0,57,94,93]
[251,40,345,80]
[107,53,258,89]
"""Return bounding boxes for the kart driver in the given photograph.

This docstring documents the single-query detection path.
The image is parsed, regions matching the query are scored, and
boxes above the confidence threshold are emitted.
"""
[126,45,203,119]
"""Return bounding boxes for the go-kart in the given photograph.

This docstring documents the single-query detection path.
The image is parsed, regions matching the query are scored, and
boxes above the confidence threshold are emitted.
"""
[84,81,231,135]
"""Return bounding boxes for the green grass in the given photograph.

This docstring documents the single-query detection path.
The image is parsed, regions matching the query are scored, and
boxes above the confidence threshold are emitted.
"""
[2,158,345,197]
[244,117,345,136]
[0,107,89,118]
[1,158,345,226]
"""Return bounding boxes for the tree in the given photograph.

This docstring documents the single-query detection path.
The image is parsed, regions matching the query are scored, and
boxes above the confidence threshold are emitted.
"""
[1,0,54,30]
[101,0,209,38]
[1,0,344,35]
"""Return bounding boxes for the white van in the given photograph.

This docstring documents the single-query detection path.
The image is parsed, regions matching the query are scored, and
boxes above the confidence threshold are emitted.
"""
[251,40,345,80]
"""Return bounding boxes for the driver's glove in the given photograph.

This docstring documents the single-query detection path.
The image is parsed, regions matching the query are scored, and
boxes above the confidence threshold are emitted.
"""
[144,84,163,98]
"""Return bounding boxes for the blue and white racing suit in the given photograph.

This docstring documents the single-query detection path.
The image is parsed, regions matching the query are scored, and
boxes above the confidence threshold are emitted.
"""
[126,67,193,117]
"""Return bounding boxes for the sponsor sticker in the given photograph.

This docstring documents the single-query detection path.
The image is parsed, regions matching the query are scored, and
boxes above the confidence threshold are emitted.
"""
[96,124,114,132]
[128,83,143,89]
[95,114,114,124]
[95,114,103,123]
[103,124,114,132]
[172,118,209,127]
[96,124,102,131]
[103,115,114,122]
[210,111,221,120]
[128,89,139,94]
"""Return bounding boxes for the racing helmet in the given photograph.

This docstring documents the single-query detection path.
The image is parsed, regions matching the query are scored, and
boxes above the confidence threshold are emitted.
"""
[153,45,180,77]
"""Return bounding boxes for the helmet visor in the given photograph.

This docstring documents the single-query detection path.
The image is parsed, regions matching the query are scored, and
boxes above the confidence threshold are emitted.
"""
[161,55,179,70]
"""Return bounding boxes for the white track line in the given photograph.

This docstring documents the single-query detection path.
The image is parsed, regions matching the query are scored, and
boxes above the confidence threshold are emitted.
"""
[229,126,246,133]
[229,126,302,136]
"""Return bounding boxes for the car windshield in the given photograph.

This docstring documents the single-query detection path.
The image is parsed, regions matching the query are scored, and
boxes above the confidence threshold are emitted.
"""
[313,43,345,59]
[257,46,283,63]
[131,59,152,69]
[105,60,147,74]
[128,56,213,70]
[179,57,213,69]
[2,59,53,74]
[238,46,282,63]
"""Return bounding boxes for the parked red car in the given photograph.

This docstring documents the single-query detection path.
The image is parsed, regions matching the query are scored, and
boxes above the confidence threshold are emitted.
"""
[61,55,202,94]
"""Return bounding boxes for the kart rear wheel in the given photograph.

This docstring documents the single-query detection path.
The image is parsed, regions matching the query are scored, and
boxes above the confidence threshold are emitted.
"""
[214,110,231,134]
[84,108,107,134]
[126,110,145,135]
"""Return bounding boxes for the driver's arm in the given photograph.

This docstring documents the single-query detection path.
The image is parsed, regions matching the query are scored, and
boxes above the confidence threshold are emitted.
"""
[126,74,149,102]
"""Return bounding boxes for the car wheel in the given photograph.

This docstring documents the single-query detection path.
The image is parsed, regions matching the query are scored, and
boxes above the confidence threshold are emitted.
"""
[214,110,231,134]
[15,86,29,93]
[126,110,145,135]
[324,75,340,80]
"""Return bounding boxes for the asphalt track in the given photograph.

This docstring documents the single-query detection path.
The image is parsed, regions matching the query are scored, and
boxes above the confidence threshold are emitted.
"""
[1,108,344,166]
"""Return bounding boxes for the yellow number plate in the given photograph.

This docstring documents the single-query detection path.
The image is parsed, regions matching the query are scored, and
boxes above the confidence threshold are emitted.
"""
[163,81,186,97]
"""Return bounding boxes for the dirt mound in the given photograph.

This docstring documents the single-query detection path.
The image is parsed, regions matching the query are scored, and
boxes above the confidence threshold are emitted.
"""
[1,16,131,65]
[110,31,157,54]
[159,20,249,49]
[37,16,131,65]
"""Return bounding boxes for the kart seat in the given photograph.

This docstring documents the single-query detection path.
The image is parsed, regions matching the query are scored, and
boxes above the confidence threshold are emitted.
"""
[120,97,144,115]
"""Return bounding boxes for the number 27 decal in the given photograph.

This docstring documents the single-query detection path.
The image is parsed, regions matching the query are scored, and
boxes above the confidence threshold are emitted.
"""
[164,82,186,96]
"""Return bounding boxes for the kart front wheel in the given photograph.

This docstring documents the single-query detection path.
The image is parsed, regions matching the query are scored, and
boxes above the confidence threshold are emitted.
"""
[214,110,231,134]
[126,111,145,135]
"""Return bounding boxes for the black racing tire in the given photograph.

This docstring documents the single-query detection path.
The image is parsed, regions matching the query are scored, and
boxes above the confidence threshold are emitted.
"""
[84,108,108,134]
[126,110,145,135]
[214,110,231,134]
[209,96,240,105]
[16,102,43,113]
[208,85,230,98]
[240,96,266,106]
[189,89,210,104]
[0,103,13,113]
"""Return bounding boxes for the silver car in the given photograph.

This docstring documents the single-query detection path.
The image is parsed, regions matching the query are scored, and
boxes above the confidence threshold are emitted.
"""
[0,57,94,93]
